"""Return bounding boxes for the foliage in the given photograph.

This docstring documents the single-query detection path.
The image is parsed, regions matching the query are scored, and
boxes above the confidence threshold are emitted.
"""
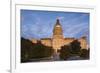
[59,45,71,60]
[21,37,34,62]
[80,49,89,59]
[59,40,82,60]
[31,41,54,58]
[21,37,54,62]
[70,40,81,54]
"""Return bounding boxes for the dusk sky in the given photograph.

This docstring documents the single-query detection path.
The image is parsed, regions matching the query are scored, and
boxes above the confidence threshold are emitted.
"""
[21,9,89,42]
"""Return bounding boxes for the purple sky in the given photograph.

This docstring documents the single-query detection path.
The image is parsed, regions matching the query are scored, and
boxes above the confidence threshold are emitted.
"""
[21,9,89,43]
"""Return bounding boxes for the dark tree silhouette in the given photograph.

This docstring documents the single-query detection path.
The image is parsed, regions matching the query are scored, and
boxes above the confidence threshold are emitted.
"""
[21,37,34,62]
[70,40,81,55]
[31,41,54,59]
[21,38,54,62]
[80,49,89,59]
[59,40,82,60]
[59,45,71,60]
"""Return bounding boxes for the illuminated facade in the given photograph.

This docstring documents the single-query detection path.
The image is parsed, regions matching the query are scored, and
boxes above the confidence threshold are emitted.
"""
[31,19,87,53]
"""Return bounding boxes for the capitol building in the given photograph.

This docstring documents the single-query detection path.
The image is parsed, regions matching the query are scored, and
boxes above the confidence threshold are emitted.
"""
[31,19,88,53]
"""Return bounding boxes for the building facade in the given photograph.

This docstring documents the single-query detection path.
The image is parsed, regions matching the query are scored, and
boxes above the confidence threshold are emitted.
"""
[31,19,88,53]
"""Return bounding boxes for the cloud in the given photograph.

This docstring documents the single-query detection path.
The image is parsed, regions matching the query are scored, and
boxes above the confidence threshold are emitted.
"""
[57,16,65,20]
[21,10,89,41]
[63,23,89,38]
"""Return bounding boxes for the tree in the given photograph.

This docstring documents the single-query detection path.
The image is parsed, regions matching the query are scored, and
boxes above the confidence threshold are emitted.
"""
[59,45,71,60]
[21,38,54,62]
[80,49,89,59]
[21,37,34,62]
[70,40,81,55]
[31,41,54,59]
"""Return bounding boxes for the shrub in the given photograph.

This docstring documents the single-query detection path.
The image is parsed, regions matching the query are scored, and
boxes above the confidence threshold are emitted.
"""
[59,45,71,60]
[80,49,89,59]
[31,41,54,58]
[70,40,81,55]
[21,38,54,62]
[21,37,34,62]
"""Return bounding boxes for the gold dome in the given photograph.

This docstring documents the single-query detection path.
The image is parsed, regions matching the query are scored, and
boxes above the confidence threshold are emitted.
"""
[53,19,63,35]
